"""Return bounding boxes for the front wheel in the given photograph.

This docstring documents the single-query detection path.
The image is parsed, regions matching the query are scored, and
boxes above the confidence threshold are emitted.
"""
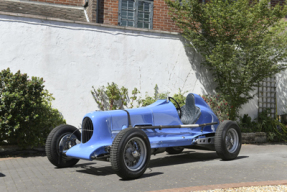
[110,128,151,180]
[215,120,241,160]
[45,124,81,168]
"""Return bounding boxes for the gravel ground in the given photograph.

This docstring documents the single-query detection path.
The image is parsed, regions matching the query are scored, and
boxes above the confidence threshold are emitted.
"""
[197,185,287,192]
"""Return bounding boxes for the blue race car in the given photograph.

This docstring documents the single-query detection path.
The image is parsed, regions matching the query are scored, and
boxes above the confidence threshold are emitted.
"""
[46,93,242,180]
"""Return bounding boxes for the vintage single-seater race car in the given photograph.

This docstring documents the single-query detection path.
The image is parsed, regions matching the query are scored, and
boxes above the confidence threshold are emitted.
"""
[46,93,242,180]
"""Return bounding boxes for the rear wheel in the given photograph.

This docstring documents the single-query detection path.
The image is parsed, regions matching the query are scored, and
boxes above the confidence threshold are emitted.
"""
[166,147,184,154]
[215,120,241,160]
[110,128,151,180]
[45,124,81,168]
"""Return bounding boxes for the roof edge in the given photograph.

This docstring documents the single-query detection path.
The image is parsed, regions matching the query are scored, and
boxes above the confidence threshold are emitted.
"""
[0,11,180,36]
[4,0,84,9]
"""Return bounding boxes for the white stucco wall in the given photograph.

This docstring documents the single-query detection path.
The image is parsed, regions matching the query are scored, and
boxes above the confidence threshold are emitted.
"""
[238,92,258,120]
[277,70,287,115]
[0,14,259,126]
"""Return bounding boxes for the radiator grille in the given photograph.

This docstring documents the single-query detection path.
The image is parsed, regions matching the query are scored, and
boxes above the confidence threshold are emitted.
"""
[82,117,93,143]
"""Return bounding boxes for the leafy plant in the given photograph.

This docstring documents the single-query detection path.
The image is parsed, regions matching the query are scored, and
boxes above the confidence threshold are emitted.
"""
[267,132,276,142]
[141,85,170,107]
[91,82,140,110]
[238,111,287,141]
[91,84,187,110]
[0,68,66,148]
[130,88,141,108]
[238,114,259,133]
[201,94,230,122]
[171,89,187,107]
[255,109,287,141]
[166,0,287,120]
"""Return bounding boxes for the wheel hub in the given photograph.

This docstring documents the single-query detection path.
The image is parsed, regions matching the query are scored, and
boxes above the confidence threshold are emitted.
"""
[225,128,239,153]
[59,133,78,154]
[132,150,140,158]
[123,137,147,171]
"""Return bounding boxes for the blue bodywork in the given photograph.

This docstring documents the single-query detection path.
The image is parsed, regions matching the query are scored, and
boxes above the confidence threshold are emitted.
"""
[66,94,219,160]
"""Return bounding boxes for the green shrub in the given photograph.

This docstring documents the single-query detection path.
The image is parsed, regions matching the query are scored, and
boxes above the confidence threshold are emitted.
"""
[91,84,187,109]
[238,114,259,133]
[139,85,187,107]
[91,82,137,110]
[141,85,170,107]
[0,68,66,148]
[201,94,230,122]
[171,89,187,107]
[256,110,287,141]
[238,111,287,142]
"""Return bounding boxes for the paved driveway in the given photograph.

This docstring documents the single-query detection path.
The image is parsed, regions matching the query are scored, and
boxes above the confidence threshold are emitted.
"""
[0,144,287,192]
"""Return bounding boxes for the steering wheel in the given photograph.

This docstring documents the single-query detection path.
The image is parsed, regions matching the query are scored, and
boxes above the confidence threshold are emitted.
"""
[168,97,182,118]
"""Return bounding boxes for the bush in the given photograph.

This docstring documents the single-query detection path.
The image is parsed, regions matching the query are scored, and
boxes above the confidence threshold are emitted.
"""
[171,89,187,107]
[238,114,259,133]
[0,68,66,148]
[91,84,187,110]
[141,85,170,107]
[256,110,287,141]
[91,82,136,110]
[238,111,287,142]
[201,94,230,122]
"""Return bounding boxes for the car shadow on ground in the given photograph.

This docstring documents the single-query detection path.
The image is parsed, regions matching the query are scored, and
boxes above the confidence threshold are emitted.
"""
[148,151,219,168]
[0,173,5,177]
[75,164,164,179]
[73,151,229,178]
[220,156,249,161]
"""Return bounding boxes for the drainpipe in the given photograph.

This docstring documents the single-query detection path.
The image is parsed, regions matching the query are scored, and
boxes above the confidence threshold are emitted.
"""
[84,0,90,22]
[96,0,99,23]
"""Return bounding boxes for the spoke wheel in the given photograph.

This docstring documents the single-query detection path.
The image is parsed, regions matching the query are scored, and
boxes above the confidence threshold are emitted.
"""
[225,128,239,153]
[46,124,81,168]
[58,133,79,160]
[111,128,151,180]
[123,137,147,171]
[215,120,242,160]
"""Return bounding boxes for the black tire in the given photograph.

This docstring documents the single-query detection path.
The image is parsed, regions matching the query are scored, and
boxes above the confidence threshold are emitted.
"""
[110,128,151,180]
[215,120,241,160]
[166,147,184,154]
[45,124,81,168]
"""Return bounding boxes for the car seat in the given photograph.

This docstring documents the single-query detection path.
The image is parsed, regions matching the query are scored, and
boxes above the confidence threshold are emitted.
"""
[180,93,201,124]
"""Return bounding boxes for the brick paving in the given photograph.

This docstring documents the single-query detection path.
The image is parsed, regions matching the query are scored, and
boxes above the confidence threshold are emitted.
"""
[0,0,86,22]
[0,144,287,192]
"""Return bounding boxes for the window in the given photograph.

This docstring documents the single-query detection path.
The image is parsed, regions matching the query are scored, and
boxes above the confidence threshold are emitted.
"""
[118,0,153,29]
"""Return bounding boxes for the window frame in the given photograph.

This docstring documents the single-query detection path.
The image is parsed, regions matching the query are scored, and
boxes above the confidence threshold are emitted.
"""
[118,0,154,29]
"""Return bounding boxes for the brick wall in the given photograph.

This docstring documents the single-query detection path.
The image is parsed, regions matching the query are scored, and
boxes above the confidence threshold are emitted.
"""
[103,0,119,25]
[91,0,104,23]
[153,0,180,32]
[102,0,179,32]
[29,0,85,6]
[91,0,97,22]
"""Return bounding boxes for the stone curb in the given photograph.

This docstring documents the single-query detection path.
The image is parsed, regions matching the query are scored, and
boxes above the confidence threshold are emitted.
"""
[149,180,287,192]
[241,132,267,144]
